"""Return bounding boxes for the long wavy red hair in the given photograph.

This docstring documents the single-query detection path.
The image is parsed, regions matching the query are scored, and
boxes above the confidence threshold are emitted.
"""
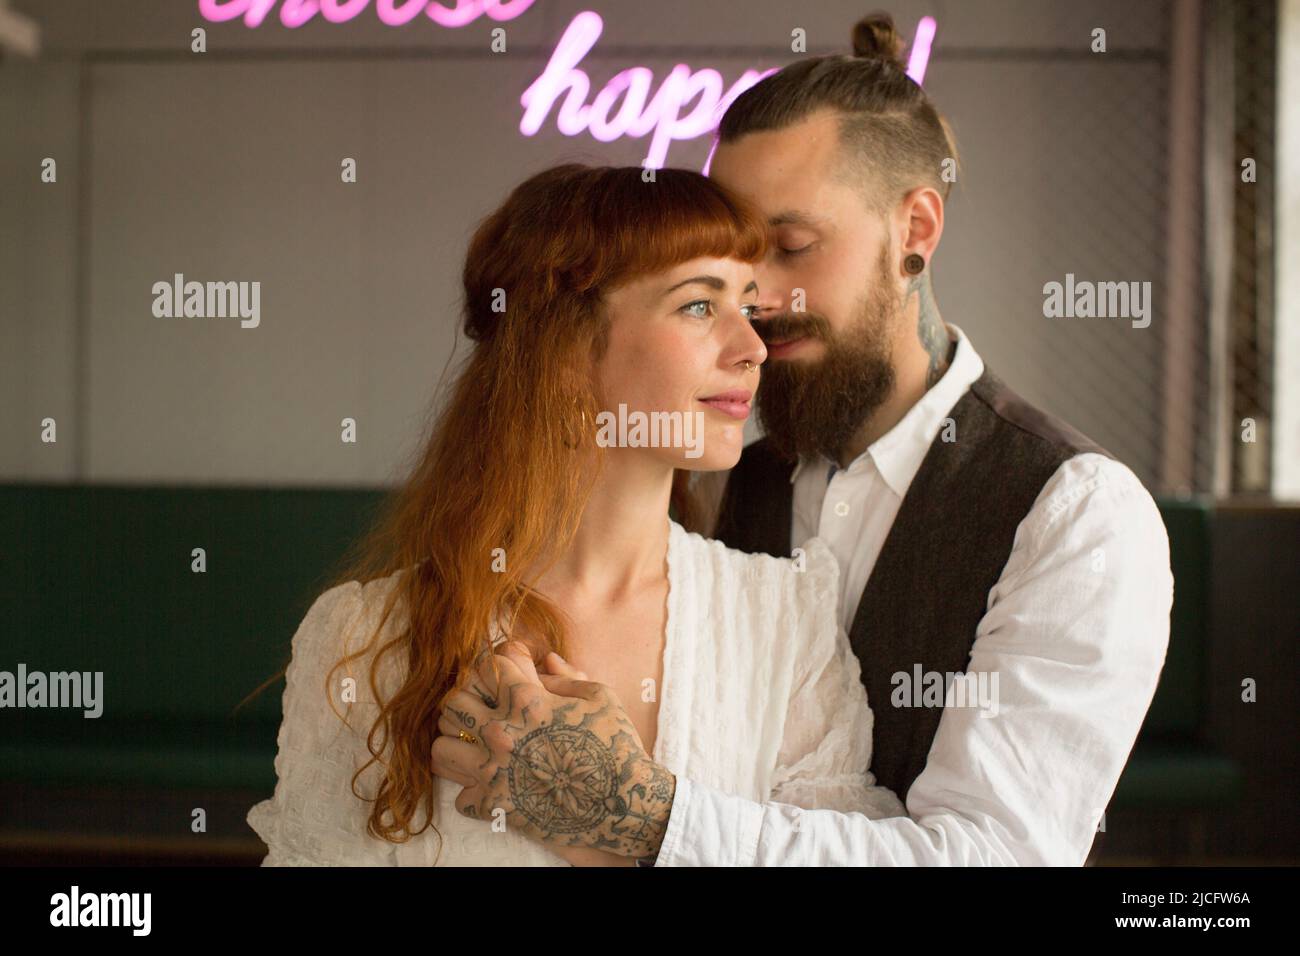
[255,164,767,855]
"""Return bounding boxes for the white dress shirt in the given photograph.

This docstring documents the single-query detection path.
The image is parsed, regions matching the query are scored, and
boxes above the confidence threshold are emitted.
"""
[654,324,1174,865]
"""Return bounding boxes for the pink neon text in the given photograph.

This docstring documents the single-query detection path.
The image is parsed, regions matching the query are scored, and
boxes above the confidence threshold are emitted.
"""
[521,11,777,169]
[197,0,536,29]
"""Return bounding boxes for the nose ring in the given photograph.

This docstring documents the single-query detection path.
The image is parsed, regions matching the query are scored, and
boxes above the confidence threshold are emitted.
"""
[743,360,757,372]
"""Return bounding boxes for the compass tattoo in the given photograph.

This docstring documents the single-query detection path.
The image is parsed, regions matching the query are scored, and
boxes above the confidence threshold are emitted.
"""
[452,673,676,859]
[508,725,617,833]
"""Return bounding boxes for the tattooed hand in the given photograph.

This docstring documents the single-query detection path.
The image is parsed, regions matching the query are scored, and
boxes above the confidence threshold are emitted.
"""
[431,641,675,862]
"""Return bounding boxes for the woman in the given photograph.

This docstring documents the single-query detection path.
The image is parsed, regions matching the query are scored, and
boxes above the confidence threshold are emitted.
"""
[246,164,906,866]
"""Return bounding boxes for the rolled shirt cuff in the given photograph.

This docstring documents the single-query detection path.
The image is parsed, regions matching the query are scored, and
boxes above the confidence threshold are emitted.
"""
[652,775,765,867]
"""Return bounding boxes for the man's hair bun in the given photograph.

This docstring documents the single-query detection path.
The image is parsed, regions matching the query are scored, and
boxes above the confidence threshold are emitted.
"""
[850,12,907,69]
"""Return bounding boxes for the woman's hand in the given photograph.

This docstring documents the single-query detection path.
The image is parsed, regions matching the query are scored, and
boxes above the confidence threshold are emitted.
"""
[432,644,673,862]
[537,650,588,683]
[537,654,636,867]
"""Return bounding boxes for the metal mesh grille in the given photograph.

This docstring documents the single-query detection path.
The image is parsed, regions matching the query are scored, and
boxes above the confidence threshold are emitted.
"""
[1228,0,1276,494]
[931,0,1277,497]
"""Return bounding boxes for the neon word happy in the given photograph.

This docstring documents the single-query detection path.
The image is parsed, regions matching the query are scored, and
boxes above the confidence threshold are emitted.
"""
[521,11,776,170]
[523,12,937,168]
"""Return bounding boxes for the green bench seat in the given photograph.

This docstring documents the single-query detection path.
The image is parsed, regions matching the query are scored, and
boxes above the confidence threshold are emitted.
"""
[1112,498,1242,808]
[0,485,1240,812]
[1,484,389,794]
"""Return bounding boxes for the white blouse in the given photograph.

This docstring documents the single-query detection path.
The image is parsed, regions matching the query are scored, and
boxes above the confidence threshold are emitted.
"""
[246,519,906,865]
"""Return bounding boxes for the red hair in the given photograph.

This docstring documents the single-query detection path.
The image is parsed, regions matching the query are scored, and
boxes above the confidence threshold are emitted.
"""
[297,165,767,851]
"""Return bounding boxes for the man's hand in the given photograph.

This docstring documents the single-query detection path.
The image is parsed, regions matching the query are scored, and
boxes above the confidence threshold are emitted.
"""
[431,641,675,861]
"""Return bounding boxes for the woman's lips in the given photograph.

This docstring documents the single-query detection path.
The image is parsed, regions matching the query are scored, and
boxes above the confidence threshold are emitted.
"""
[698,390,752,420]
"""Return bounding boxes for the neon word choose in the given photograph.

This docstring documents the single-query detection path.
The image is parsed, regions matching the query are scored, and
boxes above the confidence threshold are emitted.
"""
[197,0,536,29]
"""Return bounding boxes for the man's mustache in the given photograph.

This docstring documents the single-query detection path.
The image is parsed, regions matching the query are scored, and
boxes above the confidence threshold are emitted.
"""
[753,313,834,345]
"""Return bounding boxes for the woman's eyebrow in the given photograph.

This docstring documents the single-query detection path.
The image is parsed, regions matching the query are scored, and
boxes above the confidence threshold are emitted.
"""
[662,275,725,296]
[660,276,758,298]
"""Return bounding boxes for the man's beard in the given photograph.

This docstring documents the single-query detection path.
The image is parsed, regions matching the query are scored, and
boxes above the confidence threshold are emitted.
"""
[755,252,900,465]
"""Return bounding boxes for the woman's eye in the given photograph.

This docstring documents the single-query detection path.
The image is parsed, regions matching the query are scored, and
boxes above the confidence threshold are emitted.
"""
[681,299,712,318]
[741,303,760,321]
[780,244,813,257]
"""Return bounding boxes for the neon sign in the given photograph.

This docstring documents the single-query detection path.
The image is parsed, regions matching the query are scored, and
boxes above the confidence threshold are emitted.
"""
[522,12,935,168]
[521,11,777,170]
[196,0,536,29]
[196,3,937,168]
[907,16,936,84]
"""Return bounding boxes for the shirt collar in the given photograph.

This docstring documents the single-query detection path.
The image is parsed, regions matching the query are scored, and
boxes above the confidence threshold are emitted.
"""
[787,324,984,497]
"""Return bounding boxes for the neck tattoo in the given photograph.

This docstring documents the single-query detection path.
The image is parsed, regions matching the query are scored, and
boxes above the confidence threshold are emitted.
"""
[910,274,951,389]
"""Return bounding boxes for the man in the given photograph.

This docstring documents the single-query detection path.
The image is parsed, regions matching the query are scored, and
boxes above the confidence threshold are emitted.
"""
[432,13,1173,865]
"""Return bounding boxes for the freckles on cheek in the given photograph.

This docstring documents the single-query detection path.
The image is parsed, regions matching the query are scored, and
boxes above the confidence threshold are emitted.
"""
[606,327,694,412]
[626,328,687,379]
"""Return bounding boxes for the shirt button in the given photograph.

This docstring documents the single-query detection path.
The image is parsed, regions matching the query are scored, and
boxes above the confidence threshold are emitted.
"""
[833,501,850,517]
